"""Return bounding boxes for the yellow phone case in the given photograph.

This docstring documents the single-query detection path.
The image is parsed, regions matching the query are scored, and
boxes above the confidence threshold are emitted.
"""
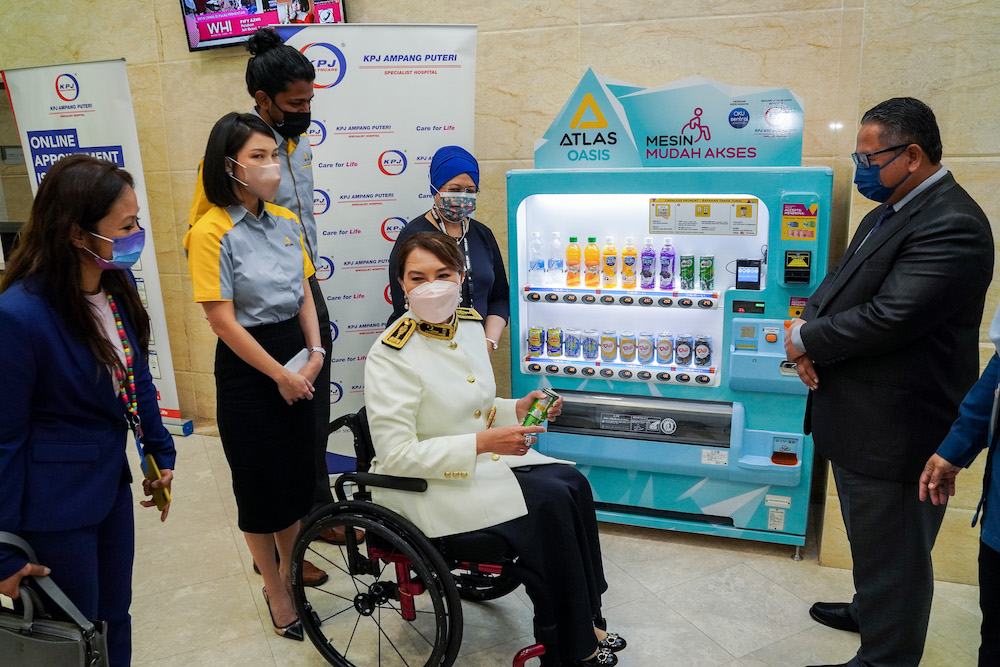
[144,454,171,511]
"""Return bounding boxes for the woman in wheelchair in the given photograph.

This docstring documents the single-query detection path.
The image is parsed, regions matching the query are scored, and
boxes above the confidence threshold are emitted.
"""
[363,231,627,666]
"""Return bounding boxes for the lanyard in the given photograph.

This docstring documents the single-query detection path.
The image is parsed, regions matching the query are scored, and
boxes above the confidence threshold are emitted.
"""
[106,293,148,473]
[431,210,475,309]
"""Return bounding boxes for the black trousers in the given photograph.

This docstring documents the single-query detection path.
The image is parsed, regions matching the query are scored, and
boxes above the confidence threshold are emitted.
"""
[980,540,1000,666]
[310,275,334,508]
[833,464,946,667]
[483,464,608,664]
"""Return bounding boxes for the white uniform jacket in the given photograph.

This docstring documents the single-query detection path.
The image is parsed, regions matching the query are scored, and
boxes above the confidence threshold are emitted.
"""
[364,309,564,538]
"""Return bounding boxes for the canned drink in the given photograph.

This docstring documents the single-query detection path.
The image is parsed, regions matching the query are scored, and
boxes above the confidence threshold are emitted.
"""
[675,334,693,365]
[523,387,561,427]
[565,328,582,358]
[655,332,673,364]
[699,255,715,290]
[637,332,655,364]
[600,330,618,362]
[694,335,712,366]
[546,327,563,356]
[619,331,637,362]
[582,329,600,360]
[679,254,695,290]
[527,326,545,355]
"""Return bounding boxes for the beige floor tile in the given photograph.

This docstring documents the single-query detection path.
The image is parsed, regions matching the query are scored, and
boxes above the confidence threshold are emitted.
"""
[936,579,983,619]
[745,551,855,604]
[458,588,536,656]
[658,563,814,657]
[922,629,978,667]
[748,624,860,665]
[131,574,263,663]
[143,632,276,667]
[610,535,754,595]
[133,525,244,596]
[929,596,982,660]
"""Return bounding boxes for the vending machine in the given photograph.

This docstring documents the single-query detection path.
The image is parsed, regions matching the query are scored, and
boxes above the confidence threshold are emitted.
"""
[508,166,833,547]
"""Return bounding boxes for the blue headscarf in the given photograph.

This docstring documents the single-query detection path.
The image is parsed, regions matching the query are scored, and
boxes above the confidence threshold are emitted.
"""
[429,145,479,196]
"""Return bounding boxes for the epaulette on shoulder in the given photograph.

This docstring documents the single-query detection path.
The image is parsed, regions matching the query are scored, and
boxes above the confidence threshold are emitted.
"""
[456,307,483,321]
[382,317,416,349]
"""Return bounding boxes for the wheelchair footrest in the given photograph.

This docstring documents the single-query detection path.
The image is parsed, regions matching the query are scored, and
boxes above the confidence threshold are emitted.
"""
[513,643,545,667]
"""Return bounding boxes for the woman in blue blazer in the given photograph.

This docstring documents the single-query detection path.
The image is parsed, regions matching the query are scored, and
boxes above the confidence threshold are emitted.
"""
[0,155,176,666]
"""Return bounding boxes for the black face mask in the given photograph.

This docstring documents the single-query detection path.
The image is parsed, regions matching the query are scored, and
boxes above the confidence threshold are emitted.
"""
[272,102,311,140]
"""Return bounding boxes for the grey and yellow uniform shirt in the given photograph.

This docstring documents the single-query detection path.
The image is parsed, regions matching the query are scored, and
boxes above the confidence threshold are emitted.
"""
[184,202,315,327]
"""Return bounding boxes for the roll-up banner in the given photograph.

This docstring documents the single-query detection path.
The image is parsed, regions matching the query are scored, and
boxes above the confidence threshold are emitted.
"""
[275,24,477,416]
[2,59,184,422]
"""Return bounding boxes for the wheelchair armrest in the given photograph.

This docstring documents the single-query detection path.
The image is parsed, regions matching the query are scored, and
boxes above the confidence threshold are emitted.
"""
[335,471,428,500]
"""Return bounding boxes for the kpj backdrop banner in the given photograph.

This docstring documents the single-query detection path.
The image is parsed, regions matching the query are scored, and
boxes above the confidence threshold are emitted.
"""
[2,59,183,420]
[275,24,477,416]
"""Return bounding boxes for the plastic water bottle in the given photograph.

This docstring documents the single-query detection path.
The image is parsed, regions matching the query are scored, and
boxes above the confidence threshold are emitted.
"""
[528,232,545,284]
[565,237,582,287]
[546,232,564,286]
[659,237,676,290]
[640,237,656,289]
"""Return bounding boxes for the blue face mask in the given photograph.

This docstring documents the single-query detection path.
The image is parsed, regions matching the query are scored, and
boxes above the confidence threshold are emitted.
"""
[85,227,145,270]
[854,148,910,202]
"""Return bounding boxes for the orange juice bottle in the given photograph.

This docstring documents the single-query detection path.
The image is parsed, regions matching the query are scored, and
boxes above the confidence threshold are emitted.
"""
[602,236,618,288]
[584,237,601,287]
[565,237,582,287]
[621,236,637,288]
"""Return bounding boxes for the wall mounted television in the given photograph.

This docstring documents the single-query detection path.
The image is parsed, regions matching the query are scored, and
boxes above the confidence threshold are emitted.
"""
[180,0,345,52]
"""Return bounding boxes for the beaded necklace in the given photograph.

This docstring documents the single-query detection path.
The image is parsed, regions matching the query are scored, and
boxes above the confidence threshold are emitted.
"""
[106,293,142,441]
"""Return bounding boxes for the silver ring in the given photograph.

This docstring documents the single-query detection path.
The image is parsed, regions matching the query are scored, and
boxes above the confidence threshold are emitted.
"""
[524,435,531,446]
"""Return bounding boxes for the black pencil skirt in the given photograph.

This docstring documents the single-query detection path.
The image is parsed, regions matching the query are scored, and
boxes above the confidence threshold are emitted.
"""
[215,317,316,534]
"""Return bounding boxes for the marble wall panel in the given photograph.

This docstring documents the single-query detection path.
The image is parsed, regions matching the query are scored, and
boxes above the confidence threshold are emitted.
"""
[129,64,170,174]
[0,0,160,69]
[580,11,849,158]
[145,171,180,276]
[857,0,1000,157]
[0,175,32,223]
[581,0,844,24]
[344,1,579,31]
[476,27,582,161]
[158,57,255,173]
[159,273,190,373]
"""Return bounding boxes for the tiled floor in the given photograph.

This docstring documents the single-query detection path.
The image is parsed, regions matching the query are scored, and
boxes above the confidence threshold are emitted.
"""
[128,429,982,666]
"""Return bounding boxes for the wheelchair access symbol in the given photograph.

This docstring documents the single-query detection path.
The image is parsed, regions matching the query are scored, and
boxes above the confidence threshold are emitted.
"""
[681,108,711,143]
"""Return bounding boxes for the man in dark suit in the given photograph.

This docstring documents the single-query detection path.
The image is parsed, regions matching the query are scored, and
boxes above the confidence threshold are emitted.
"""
[784,97,993,667]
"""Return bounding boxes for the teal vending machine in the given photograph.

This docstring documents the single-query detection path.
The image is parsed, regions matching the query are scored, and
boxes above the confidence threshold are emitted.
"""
[509,72,833,548]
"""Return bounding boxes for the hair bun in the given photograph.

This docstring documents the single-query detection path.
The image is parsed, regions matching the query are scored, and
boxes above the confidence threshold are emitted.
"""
[246,27,284,56]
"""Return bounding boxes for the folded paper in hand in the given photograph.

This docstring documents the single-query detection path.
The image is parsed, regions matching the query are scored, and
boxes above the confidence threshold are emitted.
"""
[284,348,310,374]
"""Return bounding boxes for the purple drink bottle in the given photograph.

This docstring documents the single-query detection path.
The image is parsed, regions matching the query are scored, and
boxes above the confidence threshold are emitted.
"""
[659,237,676,290]
[640,237,656,289]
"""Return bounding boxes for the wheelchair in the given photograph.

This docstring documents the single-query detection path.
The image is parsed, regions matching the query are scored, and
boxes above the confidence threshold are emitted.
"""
[290,408,584,667]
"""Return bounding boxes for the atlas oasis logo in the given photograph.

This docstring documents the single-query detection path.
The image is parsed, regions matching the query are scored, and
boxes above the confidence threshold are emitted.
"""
[380,217,407,242]
[55,73,80,102]
[314,189,331,215]
[378,150,407,176]
[307,121,327,147]
[300,43,347,89]
[330,381,343,405]
[314,256,334,281]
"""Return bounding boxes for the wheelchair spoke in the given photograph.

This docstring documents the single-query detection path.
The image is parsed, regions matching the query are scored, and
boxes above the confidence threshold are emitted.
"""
[374,605,419,667]
[305,544,353,578]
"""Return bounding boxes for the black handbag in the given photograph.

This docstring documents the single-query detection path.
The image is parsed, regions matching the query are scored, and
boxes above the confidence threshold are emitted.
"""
[0,532,109,666]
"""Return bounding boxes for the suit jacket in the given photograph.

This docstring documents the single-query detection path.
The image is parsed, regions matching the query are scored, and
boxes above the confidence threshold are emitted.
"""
[801,172,993,482]
[0,278,176,579]
[364,309,563,538]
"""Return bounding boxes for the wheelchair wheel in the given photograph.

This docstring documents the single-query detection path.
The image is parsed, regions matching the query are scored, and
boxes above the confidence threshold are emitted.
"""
[452,569,521,602]
[293,501,463,667]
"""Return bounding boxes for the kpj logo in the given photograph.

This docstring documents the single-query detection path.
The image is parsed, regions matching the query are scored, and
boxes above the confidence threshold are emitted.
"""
[314,189,331,215]
[380,217,407,242]
[330,381,343,404]
[307,120,327,147]
[314,256,334,281]
[55,73,79,102]
[300,43,347,89]
[378,150,407,176]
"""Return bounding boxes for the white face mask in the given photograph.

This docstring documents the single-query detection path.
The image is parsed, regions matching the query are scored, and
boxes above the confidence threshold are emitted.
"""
[407,279,461,323]
[228,157,281,203]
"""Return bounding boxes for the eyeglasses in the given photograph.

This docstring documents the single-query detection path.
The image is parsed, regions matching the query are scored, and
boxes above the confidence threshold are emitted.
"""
[851,144,908,168]
[439,187,478,194]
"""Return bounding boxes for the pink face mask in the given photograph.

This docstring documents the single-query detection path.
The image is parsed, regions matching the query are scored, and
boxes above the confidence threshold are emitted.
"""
[408,279,461,323]
[228,157,281,203]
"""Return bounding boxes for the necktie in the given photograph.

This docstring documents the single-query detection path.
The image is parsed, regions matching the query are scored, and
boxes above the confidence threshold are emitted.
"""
[872,205,895,232]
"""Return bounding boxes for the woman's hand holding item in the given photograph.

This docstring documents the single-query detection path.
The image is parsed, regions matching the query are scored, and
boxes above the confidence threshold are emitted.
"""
[0,561,51,599]
[515,391,564,422]
[477,424,546,457]
[275,367,314,405]
[301,353,323,385]
[140,468,174,522]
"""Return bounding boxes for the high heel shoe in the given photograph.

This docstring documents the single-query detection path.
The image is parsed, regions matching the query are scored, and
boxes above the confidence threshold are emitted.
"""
[262,587,304,641]
[597,631,627,653]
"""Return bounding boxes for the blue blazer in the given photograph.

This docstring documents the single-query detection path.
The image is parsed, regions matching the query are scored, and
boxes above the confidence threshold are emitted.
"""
[0,278,176,579]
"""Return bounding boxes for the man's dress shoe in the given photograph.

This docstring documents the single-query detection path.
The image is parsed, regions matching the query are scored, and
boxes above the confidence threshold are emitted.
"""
[809,601,860,633]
